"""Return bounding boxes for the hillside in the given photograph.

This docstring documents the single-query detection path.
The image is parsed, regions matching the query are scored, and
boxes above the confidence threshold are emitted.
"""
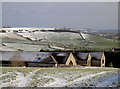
[0,28,118,51]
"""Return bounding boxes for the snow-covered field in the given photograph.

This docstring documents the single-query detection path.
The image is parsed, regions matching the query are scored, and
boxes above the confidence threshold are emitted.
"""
[1,31,85,51]
[1,28,117,51]
[17,31,82,41]
[17,31,84,48]
[1,67,119,87]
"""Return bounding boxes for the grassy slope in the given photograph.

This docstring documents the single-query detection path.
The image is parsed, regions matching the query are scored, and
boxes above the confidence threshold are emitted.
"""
[1,32,118,51]
[85,34,117,49]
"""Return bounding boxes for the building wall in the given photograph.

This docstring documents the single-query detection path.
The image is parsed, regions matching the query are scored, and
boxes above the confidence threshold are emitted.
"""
[66,53,77,66]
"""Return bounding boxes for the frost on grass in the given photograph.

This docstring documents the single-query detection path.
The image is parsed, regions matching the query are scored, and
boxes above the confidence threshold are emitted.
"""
[1,67,119,87]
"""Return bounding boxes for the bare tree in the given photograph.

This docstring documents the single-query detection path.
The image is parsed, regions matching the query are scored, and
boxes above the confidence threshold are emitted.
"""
[10,52,25,67]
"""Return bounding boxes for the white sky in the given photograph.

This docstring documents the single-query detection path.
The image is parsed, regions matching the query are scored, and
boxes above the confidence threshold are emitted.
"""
[1,1,119,30]
[1,0,120,2]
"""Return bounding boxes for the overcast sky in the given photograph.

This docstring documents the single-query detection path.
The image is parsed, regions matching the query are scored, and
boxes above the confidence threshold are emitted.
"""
[2,2,118,30]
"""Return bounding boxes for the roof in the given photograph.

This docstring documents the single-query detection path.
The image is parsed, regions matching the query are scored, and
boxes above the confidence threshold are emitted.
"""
[74,52,103,60]
[90,52,103,60]
[34,56,49,62]
[34,56,57,64]
[1,52,51,62]
[52,52,69,64]
[75,52,89,60]
[1,52,104,62]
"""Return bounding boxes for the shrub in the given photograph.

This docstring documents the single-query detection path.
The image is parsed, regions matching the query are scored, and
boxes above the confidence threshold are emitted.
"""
[108,62,113,67]
[10,52,25,67]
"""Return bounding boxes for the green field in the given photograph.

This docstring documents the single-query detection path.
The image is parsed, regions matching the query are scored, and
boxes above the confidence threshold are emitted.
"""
[84,34,118,49]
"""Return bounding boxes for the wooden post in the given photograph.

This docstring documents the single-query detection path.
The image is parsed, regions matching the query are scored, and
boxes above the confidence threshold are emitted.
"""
[87,53,91,66]
[51,55,58,67]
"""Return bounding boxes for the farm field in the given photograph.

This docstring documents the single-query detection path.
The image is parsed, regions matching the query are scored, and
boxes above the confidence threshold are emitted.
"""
[1,31,118,51]
[1,67,119,87]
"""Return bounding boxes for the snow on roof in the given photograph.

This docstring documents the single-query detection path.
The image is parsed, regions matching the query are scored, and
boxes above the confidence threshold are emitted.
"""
[77,52,89,60]
[1,52,51,62]
[1,52,104,62]
[56,53,68,56]
[76,52,103,60]
[90,52,103,59]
